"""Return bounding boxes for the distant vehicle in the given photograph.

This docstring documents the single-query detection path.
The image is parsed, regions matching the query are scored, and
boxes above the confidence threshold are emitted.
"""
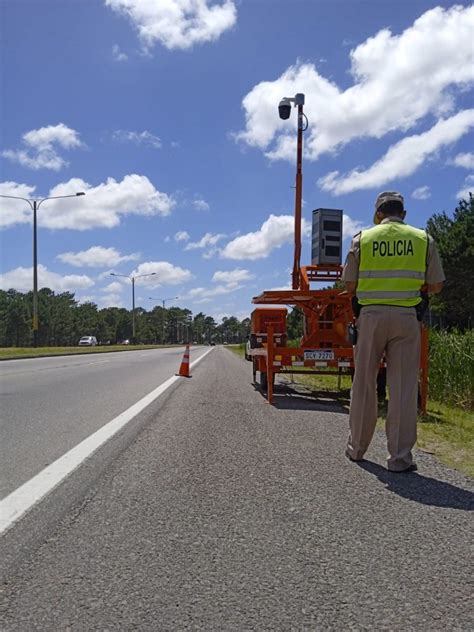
[121,339,130,345]
[78,336,97,346]
[210,342,216,346]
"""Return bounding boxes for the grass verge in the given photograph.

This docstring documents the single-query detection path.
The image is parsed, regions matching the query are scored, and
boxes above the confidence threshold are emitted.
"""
[0,344,171,360]
[227,344,473,477]
[414,404,473,477]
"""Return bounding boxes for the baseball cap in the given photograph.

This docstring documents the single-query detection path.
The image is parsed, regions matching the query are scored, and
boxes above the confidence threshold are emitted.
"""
[373,191,404,224]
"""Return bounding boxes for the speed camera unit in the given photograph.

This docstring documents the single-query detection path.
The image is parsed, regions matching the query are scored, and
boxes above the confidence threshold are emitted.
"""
[311,208,343,265]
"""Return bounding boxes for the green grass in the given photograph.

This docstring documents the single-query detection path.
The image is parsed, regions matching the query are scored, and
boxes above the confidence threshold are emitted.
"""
[412,404,473,477]
[429,329,474,410]
[228,344,473,477]
[0,344,173,360]
[228,343,245,357]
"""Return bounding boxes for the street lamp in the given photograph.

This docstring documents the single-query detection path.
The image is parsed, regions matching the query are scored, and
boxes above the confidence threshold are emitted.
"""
[148,296,179,345]
[278,92,308,290]
[0,191,85,347]
[110,271,157,343]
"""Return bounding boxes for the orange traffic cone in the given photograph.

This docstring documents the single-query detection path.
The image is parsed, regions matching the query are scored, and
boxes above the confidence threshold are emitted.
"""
[176,344,192,378]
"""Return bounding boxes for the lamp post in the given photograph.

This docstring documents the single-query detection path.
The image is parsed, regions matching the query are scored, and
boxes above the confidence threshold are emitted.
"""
[278,93,307,290]
[148,296,179,345]
[110,272,157,343]
[0,191,85,347]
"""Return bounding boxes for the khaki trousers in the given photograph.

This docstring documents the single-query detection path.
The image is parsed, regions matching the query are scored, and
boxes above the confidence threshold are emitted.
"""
[346,305,420,471]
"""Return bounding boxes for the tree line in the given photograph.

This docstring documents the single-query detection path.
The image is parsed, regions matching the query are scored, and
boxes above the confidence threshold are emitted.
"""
[0,196,472,347]
[426,196,473,329]
[0,290,251,347]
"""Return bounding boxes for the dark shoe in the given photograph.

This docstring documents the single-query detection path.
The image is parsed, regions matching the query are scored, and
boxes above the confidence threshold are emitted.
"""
[390,463,418,473]
[345,450,365,462]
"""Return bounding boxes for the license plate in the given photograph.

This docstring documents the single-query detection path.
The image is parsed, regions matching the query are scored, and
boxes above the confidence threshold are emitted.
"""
[304,349,335,361]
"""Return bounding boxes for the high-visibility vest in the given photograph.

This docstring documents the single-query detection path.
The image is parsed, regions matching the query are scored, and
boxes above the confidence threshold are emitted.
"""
[357,222,428,307]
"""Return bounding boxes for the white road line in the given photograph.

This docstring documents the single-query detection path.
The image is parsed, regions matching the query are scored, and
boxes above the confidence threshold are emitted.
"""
[0,347,213,536]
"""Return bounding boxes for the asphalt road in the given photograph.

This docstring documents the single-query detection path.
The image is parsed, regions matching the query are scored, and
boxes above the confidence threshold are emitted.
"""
[0,347,473,630]
[0,347,208,498]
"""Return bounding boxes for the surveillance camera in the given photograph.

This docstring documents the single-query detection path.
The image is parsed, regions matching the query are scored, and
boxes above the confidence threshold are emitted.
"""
[278,98,292,120]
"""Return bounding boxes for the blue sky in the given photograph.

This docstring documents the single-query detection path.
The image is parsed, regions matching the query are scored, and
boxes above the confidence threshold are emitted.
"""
[1,0,473,322]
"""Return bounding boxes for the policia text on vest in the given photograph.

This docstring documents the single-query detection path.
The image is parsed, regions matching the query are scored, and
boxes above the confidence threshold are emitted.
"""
[372,239,414,257]
[357,223,428,308]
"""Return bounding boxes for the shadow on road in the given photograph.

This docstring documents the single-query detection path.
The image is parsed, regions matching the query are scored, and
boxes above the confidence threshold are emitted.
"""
[358,461,474,510]
[252,381,350,414]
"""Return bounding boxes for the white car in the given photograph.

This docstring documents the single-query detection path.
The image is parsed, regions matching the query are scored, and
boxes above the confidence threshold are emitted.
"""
[78,336,98,346]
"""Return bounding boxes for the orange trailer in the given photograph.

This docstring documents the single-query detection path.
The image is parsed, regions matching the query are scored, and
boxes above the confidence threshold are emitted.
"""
[250,265,429,410]
[248,92,428,411]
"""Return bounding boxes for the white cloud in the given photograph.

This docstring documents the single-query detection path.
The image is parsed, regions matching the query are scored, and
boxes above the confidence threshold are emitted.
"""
[221,214,310,260]
[219,212,362,260]
[111,130,161,148]
[212,268,254,285]
[125,261,193,287]
[0,181,37,227]
[318,110,474,194]
[412,186,431,200]
[2,123,83,171]
[451,152,474,169]
[186,284,240,304]
[0,174,175,230]
[185,232,225,250]
[236,6,474,161]
[183,267,254,304]
[0,264,94,292]
[112,44,128,61]
[192,198,210,211]
[342,214,369,240]
[174,230,190,242]
[57,246,140,268]
[102,281,123,293]
[93,280,128,308]
[456,175,474,201]
[22,124,82,150]
[105,0,237,51]
[98,293,124,308]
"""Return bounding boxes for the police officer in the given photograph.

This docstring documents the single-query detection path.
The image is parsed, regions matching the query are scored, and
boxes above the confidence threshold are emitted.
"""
[343,191,445,472]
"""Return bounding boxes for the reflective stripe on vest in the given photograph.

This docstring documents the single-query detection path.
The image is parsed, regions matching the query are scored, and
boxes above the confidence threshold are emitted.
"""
[357,222,428,307]
[358,269,426,279]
